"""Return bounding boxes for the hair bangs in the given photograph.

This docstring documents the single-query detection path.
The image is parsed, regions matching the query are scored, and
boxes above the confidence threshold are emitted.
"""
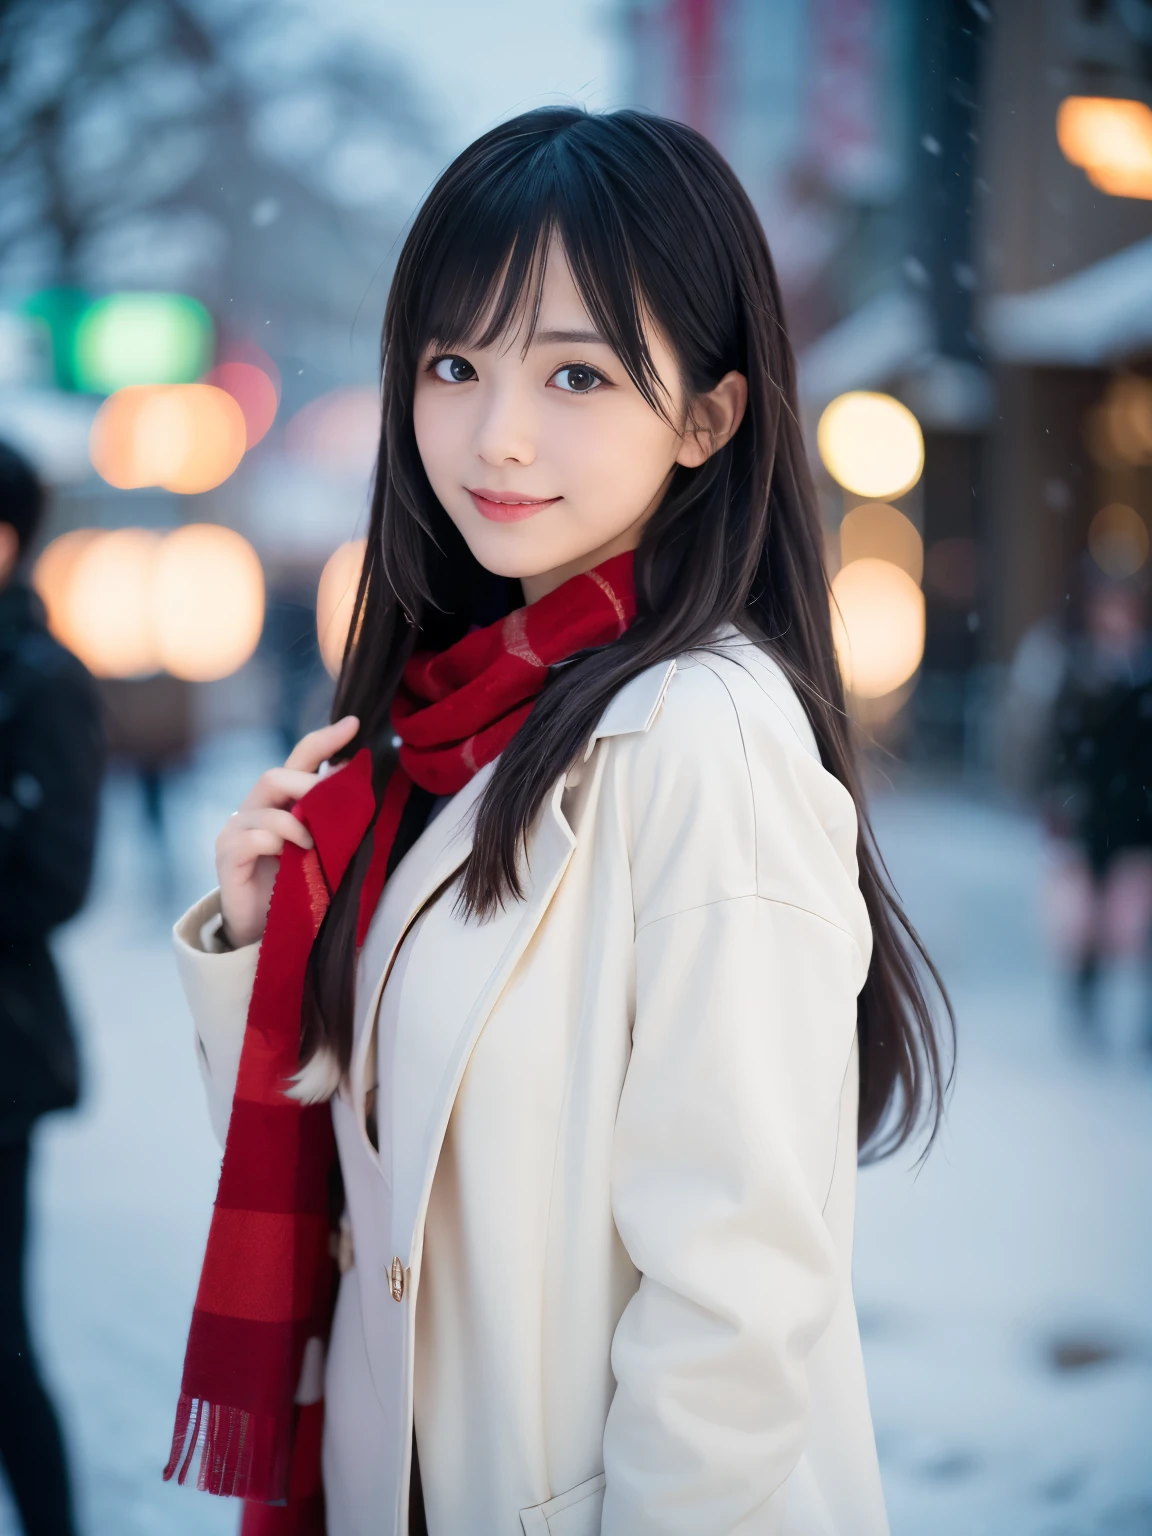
[409,128,673,422]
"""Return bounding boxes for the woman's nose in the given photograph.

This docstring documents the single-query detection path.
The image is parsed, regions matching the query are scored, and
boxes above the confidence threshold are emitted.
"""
[474,385,536,467]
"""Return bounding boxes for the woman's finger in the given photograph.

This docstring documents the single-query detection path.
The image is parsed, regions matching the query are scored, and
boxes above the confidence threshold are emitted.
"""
[239,808,315,847]
[220,809,314,857]
[240,768,323,812]
[218,826,294,869]
[284,715,360,775]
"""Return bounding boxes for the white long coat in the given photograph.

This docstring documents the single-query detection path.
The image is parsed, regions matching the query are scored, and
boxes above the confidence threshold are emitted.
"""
[174,634,889,1536]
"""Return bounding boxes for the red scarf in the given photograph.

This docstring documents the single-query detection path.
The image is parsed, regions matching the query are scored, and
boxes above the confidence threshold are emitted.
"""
[165,552,636,1532]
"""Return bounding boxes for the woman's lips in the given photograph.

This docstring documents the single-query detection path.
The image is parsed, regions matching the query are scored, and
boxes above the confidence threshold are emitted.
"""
[468,489,561,523]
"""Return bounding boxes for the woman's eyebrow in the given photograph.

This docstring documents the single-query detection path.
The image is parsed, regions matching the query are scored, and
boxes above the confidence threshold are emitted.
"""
[532,327,608,346]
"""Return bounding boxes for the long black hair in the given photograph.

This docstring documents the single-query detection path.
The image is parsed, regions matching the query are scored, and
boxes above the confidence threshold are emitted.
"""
[303,106,953,1159]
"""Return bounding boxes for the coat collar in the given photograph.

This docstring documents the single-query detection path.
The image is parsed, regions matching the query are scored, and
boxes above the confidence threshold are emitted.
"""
[355,653,680,1060]
[582,658,677,762]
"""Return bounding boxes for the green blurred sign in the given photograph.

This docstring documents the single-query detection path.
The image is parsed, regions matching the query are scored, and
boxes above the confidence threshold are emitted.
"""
[20,288,90,391]
[72,293,213,394]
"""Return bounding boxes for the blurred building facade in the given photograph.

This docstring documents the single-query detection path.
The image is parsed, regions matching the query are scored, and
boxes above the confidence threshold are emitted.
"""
[621,0,1152,773]
[980,0,1152,662]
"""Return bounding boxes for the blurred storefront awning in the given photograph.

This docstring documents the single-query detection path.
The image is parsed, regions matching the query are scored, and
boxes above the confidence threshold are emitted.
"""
[797,290,993,430]
[983,235,1152,367]
[797,290,933,409]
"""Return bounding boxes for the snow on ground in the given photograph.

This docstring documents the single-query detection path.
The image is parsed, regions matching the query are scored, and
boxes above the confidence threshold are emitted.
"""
[1,736,1149,1534]
[858,791,1152,1536]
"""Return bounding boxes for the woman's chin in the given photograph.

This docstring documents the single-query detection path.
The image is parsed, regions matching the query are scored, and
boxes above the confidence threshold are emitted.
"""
[456,519,583,584]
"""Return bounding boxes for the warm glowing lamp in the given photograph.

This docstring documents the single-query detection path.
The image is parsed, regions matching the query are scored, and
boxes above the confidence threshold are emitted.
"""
[1057,96,1152,199]
[831,557,925,698]
[65,528,163,678]
[151,384,246,493]
[89,383,247,493]
[32,529,105,653]
[1088,504,1150,578]
[839,503,924,583]
[151,524,265,681]
[317,539,367,677]
[73,293,214,394]
[817,392,925,500]
[1087,376,1152,468]
[204,362,279,447]
[89,386,151,488]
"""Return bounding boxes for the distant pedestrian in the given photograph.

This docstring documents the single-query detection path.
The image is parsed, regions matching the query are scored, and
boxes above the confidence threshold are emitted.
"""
[0,442,104,1536]
[1044,577,1152,1045]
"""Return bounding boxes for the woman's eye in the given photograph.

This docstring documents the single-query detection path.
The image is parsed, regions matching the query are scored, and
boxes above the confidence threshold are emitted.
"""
[433,356,476,383]
[550,364,604,394]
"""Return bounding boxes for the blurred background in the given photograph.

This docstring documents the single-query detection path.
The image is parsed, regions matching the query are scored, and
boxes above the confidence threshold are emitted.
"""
[0,1,1149,1532]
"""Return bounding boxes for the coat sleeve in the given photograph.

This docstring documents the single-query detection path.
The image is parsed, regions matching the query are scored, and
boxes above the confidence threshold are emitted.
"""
[172,890,260,1148]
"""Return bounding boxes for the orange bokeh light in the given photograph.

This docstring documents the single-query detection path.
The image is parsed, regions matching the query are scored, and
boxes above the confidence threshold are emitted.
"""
[204,362,279,448]
[831,557,925,699]
[32,528,104,655]
[839,503,924,584]
[66,528,164,678]
[152,524,266,681]
[34,524,266,680]
[1057,96,1152,200]
[89,383,247,494]
[317,539,367,677]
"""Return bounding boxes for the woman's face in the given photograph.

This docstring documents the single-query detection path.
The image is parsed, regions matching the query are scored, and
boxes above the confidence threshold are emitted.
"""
[412,239,745,602]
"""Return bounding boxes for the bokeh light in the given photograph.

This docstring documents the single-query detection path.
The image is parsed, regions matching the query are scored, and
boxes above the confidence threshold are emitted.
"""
[151,524,265,681]
[317,538,367,677]
[831,557,925,698]
[72,293,214,394]
[1085,375,1152,467]
[286,388,381,479]
[31,528,104,654]
[1087,504,1150,578]
[89,383,247,493]
[817,391,925,500]
[204,361,279,447]
[1056,96,1152,200]
[65,528,163,678]
[34,524,267,680]
[839,502,924,582]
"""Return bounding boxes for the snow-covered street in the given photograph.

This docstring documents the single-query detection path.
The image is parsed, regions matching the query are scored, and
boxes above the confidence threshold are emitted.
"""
[2,741,1150,1535]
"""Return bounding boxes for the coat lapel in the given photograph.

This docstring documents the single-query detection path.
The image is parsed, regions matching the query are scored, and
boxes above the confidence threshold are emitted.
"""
[356,655,678,1278]
[386,773,578,1268]
[350,764,494,1106]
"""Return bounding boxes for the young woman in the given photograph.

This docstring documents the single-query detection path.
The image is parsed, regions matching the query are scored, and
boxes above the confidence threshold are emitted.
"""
[166,108,949,1536]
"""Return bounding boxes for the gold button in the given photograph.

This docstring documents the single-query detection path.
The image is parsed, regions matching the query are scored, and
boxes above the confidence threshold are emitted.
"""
[389,1256,405,1302]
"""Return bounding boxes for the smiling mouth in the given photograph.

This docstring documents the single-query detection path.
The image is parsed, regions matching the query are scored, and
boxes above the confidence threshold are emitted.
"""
[468,489,561,523]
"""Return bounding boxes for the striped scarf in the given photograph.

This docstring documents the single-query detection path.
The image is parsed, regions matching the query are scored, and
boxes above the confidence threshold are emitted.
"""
[165,552,636,1532]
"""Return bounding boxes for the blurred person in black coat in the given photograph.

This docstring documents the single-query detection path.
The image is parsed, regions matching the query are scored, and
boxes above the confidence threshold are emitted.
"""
[0,443,104,1536]
[1045,577,1152,1045]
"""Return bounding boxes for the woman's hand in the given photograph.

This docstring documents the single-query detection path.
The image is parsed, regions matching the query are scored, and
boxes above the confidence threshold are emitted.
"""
[216,716,360,948]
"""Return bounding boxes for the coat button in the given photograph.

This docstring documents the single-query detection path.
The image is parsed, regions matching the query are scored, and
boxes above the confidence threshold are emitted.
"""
[389,1256,405,1302]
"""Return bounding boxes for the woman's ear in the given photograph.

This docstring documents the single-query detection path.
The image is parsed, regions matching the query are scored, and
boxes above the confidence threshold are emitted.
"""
[675,370,748,468]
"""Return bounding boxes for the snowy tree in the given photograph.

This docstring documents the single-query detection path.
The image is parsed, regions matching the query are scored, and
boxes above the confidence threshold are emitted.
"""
[0,0,441,370]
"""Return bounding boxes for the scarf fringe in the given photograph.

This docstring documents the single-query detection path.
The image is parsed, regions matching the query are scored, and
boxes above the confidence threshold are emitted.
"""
[164,1392,290,1502]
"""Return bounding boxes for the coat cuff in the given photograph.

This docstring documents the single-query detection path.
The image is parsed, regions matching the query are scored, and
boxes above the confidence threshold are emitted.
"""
[173,890,261,1146]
